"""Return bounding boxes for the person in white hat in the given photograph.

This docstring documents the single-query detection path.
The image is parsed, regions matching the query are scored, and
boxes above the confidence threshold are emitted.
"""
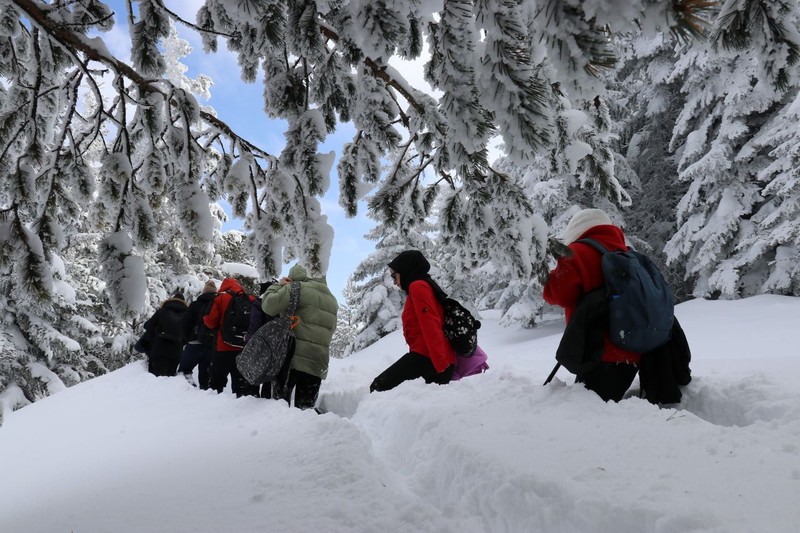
[544,208,640,401]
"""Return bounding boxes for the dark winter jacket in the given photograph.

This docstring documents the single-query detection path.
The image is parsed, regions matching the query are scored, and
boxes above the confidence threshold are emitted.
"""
[203,278,254,352]
[554,288,608,376]
[639,318,692,404]
[556,288,692,403]
[143,298,189,363]
[184,292,216,343]
[262,265,338,379]
[544,224,640,365]
[387,250,456,373]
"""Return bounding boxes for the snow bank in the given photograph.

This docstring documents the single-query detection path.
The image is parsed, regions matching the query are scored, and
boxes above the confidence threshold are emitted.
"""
[1,296,799,532]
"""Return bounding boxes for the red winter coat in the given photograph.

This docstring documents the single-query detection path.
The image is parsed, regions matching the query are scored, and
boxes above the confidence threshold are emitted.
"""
[402,280,456,373]
[203,278,254,352]
[543,224,641,365]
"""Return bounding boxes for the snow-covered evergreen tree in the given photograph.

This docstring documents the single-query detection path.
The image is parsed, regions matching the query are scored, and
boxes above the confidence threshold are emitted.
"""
[746,89,800,294]
[0,3,257,409]
[347,219,432,354]
[664,0,800,298]
[197,0,707,271]
[1,0,719,403]
[329,277,359,359]
[609,34,695,299]
[338,0,714,340]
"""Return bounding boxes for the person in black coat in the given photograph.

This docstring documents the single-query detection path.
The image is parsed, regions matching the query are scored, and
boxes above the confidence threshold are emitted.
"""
[142,292,189,377]
[178,280,217,388]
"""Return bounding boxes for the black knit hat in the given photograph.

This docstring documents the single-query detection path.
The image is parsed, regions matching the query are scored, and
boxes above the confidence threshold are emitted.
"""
[387,250,433,292]
[388,250,430,278]
[172,292,185,302]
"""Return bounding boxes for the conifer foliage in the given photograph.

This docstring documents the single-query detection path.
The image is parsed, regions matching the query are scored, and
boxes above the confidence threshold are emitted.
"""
[0,1,263,408]
[1,0,718,406]
[663,0,800,297]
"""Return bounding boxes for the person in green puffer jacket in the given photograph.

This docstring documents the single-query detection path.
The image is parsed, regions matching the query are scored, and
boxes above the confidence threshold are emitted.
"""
[261,264,339,409]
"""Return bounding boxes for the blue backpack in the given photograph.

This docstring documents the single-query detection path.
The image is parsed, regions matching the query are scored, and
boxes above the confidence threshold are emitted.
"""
[577,238,674,353]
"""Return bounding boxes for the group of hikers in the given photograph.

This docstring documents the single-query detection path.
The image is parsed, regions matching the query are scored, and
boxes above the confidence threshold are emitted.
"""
[136,208,691,409]
[136,264,339,409]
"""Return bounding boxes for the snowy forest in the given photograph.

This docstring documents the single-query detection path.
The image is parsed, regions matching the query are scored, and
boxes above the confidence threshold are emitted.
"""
[2,0,800,411]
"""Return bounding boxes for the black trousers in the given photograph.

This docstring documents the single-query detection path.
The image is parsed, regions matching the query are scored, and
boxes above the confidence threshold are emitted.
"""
[179,343,212,389]
[273,369,322,410]
[370,352,454,393]
[209,351,259,397]
[148,357,178,377]
[577,362,638,402]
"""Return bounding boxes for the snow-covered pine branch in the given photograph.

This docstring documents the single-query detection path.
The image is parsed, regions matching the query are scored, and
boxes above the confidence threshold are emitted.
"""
[1,0,727,402]
[1,0,274,408]
[664,0,800,298]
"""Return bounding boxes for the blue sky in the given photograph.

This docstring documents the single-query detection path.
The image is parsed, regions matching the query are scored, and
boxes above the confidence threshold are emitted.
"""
[102,0,382,301]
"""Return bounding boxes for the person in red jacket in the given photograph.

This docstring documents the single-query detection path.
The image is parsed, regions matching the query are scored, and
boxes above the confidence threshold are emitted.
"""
[370,250,456,392]
[544,208,640,402]
[203,277,258,397]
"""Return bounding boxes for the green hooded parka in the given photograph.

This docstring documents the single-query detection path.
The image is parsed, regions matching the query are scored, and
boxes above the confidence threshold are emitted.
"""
[262,264,339,379]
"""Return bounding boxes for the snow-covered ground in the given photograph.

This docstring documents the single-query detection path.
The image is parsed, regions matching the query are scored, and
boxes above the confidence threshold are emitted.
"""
[2,296,799,532]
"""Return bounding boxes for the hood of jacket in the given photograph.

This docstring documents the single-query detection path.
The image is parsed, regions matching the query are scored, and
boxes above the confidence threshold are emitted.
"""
[288,264,328,284]
[573,224,627,252]
[288,264,309,282]
[162,297,188,310]
[218,277,244,294]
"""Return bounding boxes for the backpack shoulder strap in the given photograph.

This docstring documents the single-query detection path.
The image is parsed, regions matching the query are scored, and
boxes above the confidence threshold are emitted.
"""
[575,238,609,255]
[287,281,301,315]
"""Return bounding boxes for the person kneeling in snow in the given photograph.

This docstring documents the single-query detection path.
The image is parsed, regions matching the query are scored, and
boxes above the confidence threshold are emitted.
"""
[370,250,455,392]
[543,209,641,402]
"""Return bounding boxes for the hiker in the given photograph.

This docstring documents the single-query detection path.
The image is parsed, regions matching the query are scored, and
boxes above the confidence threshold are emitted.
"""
[370,250,456,392]
[245,280,276,398]
[141,292,189,377]
[543,208,640,402]
[261,264,338,410]
[203,278,259,397]
[245,280,276,343]
[178,280,217,389]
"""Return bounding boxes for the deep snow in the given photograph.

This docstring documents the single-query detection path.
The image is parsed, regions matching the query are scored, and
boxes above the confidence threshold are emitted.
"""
[2,296,799,532]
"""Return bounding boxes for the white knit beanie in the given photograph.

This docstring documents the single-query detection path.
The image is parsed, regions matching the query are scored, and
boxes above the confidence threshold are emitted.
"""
[561,209,613,245]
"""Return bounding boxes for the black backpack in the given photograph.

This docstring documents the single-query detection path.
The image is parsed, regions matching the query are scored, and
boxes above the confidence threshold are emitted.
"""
[194,296,217,347]
[439,297,481,356]
[157,308,186,344]
[577,238,674,353]
[221,291,252,348]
